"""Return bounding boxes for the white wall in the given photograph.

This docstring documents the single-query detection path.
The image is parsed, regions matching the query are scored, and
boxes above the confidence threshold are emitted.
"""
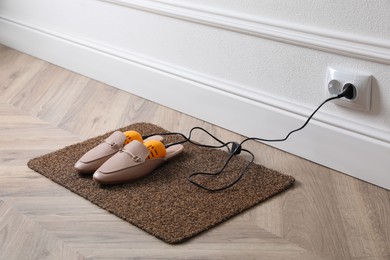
[1,0,389,189]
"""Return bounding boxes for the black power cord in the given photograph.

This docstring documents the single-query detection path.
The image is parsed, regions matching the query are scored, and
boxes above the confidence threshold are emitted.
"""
[239,85,354,146]
[144,84,355,191]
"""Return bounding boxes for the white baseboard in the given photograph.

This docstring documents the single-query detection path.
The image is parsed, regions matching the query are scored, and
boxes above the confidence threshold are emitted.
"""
[1,16,389,190]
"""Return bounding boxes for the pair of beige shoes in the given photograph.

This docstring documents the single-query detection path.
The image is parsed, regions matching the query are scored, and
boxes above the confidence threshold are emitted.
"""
[74,130,184,184]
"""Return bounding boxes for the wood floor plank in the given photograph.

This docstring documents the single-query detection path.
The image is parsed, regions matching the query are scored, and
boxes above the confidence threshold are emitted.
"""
[1,44,389,259]
[0,200,84,260]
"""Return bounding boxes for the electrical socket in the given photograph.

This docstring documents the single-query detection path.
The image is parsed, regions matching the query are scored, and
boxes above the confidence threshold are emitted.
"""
[325,67,372,111]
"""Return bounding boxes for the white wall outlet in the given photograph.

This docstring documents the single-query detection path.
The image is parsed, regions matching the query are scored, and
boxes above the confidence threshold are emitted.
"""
[325,67,372,111]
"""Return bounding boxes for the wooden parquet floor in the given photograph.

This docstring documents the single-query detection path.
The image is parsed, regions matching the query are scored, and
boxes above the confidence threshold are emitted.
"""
[0,44,389,260]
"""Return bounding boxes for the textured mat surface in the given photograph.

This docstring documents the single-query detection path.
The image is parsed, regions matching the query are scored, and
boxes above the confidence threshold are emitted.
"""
[28,123,295,244]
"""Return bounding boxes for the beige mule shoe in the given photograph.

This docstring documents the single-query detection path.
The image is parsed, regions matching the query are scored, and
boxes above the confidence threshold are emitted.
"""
[93,140,184,184]
[74,131,163,174]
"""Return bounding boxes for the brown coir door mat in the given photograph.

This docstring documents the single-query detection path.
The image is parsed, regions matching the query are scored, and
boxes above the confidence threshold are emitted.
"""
[28,123,295,244]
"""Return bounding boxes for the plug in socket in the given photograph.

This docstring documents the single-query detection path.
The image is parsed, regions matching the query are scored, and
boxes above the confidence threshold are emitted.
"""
[326,67,372,111]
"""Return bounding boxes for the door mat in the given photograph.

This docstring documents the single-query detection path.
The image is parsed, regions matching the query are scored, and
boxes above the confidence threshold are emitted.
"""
[27,122,295,244]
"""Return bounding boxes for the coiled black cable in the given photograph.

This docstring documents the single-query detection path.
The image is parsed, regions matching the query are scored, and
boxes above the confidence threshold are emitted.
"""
[144,89,351,191]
